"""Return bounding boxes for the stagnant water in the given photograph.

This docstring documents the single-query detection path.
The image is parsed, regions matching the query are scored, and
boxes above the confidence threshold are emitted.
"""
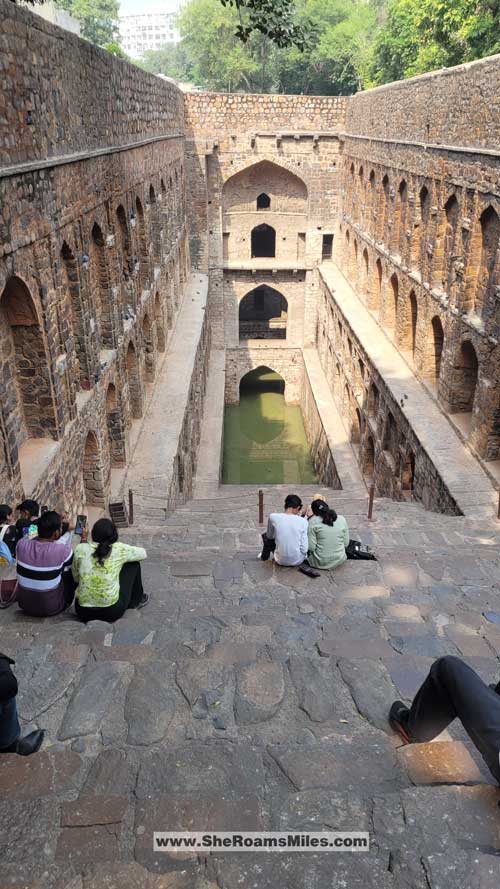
[222,368,318,485]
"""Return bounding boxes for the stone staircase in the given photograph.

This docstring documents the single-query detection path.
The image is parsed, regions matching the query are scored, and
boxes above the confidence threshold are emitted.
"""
[2,485,500,887]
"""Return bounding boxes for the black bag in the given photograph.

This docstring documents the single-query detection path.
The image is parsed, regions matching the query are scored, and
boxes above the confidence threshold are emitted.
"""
[346,539,377,561]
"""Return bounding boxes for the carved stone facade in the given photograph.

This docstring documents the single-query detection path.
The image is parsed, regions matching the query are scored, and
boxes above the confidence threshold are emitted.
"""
[2,0,499,517]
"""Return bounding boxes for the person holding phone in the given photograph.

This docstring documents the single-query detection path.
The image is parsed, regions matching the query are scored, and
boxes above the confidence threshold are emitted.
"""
[72,517,148,623]
[16,511,77,617]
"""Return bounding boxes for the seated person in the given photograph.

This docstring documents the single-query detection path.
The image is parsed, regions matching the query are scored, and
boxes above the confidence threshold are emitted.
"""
[260,494,308,567]
[389,655,500,785]
[15,499,40,543]
[0,652,44,756]
[0,504,17,557]
[72,518,148,623]
[16,511,76,617]
[307,499,349,570]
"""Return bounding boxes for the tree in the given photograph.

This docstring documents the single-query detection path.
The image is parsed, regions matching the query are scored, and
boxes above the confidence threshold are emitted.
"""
[371,0,500,84]
[178,0,275,91]
[104,41,128,59]
[276,0,380,94]
[219,0,310,50]
[55,0,119,46]
[138,43,192,81]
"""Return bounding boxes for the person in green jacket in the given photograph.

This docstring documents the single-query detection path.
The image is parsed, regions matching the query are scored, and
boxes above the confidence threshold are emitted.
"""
[307,499,349,570]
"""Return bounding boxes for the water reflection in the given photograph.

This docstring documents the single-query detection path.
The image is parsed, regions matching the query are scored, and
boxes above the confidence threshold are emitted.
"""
[223,368,318,485]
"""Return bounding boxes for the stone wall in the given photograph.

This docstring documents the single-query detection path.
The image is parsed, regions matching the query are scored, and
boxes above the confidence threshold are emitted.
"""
[0,0,192,514]
[344,55,500,149]
[316,269,461,515]
[184,92,347,138]
[338,55,500,464]
[301,368,342,489]
[225,348,304,405]
[0,0,184,168]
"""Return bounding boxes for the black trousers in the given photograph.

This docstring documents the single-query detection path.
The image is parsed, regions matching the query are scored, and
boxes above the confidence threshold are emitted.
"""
[408,655,500,783]
[75,562,144,624]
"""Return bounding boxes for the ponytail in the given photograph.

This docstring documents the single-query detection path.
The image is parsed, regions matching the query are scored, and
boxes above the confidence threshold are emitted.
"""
[91,517,118,566]
[310,499,337,526]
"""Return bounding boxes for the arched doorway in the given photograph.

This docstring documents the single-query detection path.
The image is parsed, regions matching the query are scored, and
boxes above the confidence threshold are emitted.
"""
[257,193,271,210]
[433,194,459,292]
[82,430,106,507]
[61,241,90,387]
[90,222,114,348]
[364,435,375,481]
[239,286,288,340]
[0,276,58,441]
[473,206,500,317]
[149,184,162,264]
[126,341,143,419]
[373,259,383,312]
[400,290,418,357]
[105,383,126,467]
[402,450,415,494]
[143,313,155,382]
[423,315,444,383]
[362,249,369,302]
[116,205,133,283]
[386,273,398,332]
[449,340,479,414]
[154,292,166,352]
[251,224,276,258]
[135,197,149,290]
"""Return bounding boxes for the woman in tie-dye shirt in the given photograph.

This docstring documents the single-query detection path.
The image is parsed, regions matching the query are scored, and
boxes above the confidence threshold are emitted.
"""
[72,518,148,622]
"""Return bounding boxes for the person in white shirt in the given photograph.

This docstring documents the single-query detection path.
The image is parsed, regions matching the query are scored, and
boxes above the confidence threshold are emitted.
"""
[259,494,308,567]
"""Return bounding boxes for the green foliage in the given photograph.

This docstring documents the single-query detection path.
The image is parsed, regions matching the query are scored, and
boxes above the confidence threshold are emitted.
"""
[371,0,500,84]
[219,0,310,50]
[137,43,192,81]
[55,0,119,46]
[103,41,128,58]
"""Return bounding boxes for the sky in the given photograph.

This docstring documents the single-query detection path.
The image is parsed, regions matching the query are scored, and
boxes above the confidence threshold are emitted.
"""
[119,0,182,14]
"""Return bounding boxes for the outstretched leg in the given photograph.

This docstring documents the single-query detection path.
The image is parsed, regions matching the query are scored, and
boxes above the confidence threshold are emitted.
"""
[390,656,500,783]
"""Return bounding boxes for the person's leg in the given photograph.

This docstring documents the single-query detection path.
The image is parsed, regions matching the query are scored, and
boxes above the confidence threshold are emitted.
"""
[396,656,500,783]
[0,698,21,750]
[62,571,78,607]
[119,562,144,609]
[75,598,126,623]
[260,533,276,561]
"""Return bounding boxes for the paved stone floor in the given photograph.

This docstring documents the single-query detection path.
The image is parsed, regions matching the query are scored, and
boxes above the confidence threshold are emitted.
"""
[2,486,500,888]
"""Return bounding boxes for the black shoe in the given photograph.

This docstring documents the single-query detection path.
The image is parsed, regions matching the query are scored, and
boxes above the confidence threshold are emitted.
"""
[298,564,320,578]
[389,701,411,744]
[1,729,45,756]
[134,593,149,610]
[489,682,500,695]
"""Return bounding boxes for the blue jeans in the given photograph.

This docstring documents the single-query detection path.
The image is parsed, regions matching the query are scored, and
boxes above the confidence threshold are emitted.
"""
[0,697,21,750]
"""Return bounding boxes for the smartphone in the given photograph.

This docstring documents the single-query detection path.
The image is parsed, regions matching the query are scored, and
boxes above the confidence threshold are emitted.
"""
[75,514,87,536]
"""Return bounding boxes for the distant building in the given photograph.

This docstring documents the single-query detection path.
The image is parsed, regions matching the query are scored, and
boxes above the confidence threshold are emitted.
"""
[119,12,179,58]
[22,0,81,35]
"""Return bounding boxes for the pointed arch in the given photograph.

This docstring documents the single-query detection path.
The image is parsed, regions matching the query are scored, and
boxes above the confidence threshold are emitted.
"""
[116,205,133,283]
[61,241,91,387]
[90,222,114,347]
[423,315,444,382]
[126,341,143,419]
[448,340,478,414]
[239,285,287,340]
[143,313,156,382]
[223,160,308,215]
[0,276,58,442]
[154,291,166,352]
[433,194,459,292]
[82,430,106,506]
[135,197,149,291]
[105,383,126,467]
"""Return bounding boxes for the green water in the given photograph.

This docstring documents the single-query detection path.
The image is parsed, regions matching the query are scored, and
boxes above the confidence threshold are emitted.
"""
[222,368,318,485]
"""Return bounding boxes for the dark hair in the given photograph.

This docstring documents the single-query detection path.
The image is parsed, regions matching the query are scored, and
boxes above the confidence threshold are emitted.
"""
[0,505,12,525]
[17,499,39,518]
[285,494,302,510]
[91,518,118,565]
[311,499,337,526]
[37,510,62,540]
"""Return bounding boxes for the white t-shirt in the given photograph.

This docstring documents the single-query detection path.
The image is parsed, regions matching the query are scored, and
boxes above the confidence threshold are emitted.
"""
[267,513,308,567]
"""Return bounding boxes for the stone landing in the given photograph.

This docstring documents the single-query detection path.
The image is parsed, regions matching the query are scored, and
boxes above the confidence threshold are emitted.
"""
[1,486,500,887]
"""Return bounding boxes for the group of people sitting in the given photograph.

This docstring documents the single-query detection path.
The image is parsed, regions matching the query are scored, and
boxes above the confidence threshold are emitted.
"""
[2,494,500,793]
[260,493,349,573]
[0,499,148,622]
